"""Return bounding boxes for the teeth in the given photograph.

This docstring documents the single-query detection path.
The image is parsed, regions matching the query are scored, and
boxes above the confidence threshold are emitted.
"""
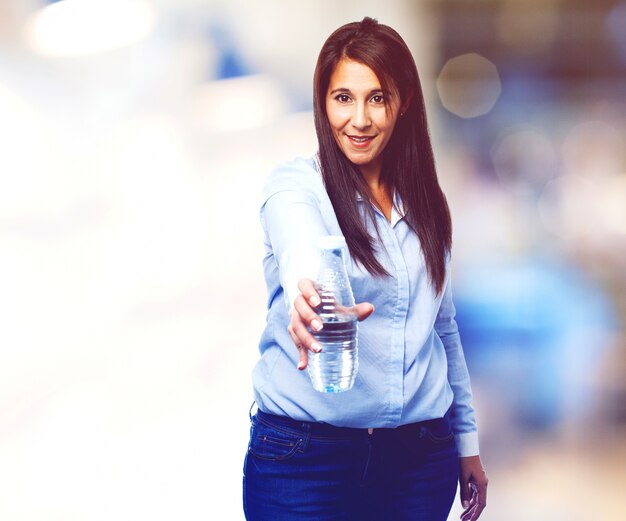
[351,137,368,143]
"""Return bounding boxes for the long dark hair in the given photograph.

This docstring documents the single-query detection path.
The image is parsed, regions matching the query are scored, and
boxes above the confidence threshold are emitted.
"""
[313,17,452,295]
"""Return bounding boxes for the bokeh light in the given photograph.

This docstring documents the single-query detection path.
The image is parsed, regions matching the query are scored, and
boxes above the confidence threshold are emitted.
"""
[562,120,623,180]
[24,0,156,56]
[491,128,557,195]
[537,174,598,240]
[595,173,626,236]
[436,52,502,118]
[537,169,626,240]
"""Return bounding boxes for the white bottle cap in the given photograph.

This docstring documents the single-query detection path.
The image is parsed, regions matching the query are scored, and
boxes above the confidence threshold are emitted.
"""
[318,235,346,250]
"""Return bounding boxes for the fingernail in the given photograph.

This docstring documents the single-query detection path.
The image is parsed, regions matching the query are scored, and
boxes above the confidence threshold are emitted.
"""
[311,319,323,331]
[297,361,305,370]
[312,342,322,353]
[310,295,320,307]
[462,500,469,509]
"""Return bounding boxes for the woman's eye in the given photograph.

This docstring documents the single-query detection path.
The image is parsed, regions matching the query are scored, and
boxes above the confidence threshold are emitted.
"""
[371,95,384,104]
[336,94,351,103]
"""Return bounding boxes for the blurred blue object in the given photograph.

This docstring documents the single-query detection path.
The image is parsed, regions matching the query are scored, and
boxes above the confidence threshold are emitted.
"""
[454,258,618,430]
[207,21,251,79]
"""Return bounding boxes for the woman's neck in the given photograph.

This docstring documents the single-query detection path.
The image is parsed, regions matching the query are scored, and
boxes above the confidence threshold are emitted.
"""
[358,159,381,187]
[359,163,392,222]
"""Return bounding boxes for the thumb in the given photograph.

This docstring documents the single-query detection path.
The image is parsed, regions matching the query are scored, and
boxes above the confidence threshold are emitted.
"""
[459,475,471,509]
[354,302,374,321]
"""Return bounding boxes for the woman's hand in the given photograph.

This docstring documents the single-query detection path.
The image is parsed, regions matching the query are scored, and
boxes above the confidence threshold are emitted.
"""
[287,278,374,370]
[459,455,488,521]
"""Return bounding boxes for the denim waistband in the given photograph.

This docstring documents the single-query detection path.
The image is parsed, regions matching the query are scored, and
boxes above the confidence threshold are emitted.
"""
[254,408,448,439]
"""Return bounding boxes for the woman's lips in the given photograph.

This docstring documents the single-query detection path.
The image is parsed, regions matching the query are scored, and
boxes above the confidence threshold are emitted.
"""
[347,135,375,148]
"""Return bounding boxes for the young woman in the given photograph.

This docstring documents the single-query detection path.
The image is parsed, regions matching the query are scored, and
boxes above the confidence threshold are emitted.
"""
[243,17,488,521]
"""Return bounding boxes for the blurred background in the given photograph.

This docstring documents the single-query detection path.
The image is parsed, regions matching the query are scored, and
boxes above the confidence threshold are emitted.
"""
[0,0,624,519]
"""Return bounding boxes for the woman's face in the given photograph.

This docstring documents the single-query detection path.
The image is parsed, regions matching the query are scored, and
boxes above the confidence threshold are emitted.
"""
[325,58,402,179]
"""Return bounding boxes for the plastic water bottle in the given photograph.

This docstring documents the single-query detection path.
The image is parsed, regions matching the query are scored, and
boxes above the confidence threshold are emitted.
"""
[307,236,358,393]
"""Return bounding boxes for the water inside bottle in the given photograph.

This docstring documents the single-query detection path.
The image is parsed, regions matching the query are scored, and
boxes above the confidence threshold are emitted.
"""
[307,236,358,393]
[308,317,358,393]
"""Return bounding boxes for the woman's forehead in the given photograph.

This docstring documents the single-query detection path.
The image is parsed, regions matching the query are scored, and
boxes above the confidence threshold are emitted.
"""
[330,59,380,86]
[328,58,397,94]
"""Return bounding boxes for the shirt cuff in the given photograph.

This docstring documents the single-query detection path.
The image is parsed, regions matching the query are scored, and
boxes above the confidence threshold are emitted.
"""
[455,431,480,457]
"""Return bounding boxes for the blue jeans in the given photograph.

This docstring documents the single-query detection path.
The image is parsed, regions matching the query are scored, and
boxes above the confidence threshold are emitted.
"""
[243,409,458,520]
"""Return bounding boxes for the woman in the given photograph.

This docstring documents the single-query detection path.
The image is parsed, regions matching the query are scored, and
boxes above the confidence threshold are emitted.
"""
[244,17,488,521]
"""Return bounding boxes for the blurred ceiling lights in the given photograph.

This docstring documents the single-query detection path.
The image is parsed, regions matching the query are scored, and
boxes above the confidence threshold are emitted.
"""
[23,0,157,57]
[436,53,501,118]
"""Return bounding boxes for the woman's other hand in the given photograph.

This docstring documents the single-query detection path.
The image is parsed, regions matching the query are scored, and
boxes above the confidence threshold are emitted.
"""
[459,455,488,521]
[287,278,374,370]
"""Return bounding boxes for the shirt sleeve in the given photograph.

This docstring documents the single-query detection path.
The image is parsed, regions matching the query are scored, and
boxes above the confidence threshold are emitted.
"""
[260,161,329,310]
[434,275,480,457]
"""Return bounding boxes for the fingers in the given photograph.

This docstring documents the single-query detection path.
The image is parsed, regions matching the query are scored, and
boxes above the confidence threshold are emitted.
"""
[460,496,483,521]
[287,313,320,354]
[458,456,488,520]
[297,278,374,323]
[459,468,471,511]
[289,278,374,371]
[460,484,477,521]
[294,292,323,333]
[354,302,374,321]
[472,478,488,520]
[460,480,488,521]
[461,504,478,521]
[297,279,321,309]
[288,291,323,370]
[286,324,307,370]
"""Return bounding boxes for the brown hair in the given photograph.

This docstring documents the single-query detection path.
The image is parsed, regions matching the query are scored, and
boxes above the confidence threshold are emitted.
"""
[313,17,452,294]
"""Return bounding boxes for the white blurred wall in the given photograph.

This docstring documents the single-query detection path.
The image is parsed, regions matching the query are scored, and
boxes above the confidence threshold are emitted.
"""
[1,1,624,520]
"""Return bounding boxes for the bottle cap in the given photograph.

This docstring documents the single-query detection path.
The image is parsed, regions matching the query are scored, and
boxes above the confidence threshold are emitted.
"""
[318,235,346,250]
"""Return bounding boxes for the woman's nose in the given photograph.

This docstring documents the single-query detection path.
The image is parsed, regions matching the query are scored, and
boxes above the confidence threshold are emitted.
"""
[351,103,371,130]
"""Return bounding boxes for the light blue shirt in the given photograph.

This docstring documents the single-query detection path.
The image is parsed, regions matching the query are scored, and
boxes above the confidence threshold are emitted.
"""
[253,156,479,457]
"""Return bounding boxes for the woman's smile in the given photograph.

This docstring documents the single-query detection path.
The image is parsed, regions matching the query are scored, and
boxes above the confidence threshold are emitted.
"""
[325,58,401,180]
[347,135,375,146]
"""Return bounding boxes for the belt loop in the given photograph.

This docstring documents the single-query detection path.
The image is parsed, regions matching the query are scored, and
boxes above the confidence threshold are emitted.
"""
[248,401,258,421]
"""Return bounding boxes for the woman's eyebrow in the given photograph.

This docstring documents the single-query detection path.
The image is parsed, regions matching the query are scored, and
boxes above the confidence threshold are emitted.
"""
[329,87,385,95]
[329,87,351,95]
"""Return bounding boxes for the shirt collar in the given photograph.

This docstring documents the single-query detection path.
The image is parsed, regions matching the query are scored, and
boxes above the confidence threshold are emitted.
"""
[356,191,406,227]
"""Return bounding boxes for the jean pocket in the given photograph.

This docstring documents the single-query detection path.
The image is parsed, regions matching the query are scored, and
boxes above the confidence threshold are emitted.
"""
[248,419,304,461]
[422,418,455,445]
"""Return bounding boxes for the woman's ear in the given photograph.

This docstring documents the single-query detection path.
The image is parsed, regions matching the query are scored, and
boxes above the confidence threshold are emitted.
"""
[400,94,413,115]
[400,88,414,115]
